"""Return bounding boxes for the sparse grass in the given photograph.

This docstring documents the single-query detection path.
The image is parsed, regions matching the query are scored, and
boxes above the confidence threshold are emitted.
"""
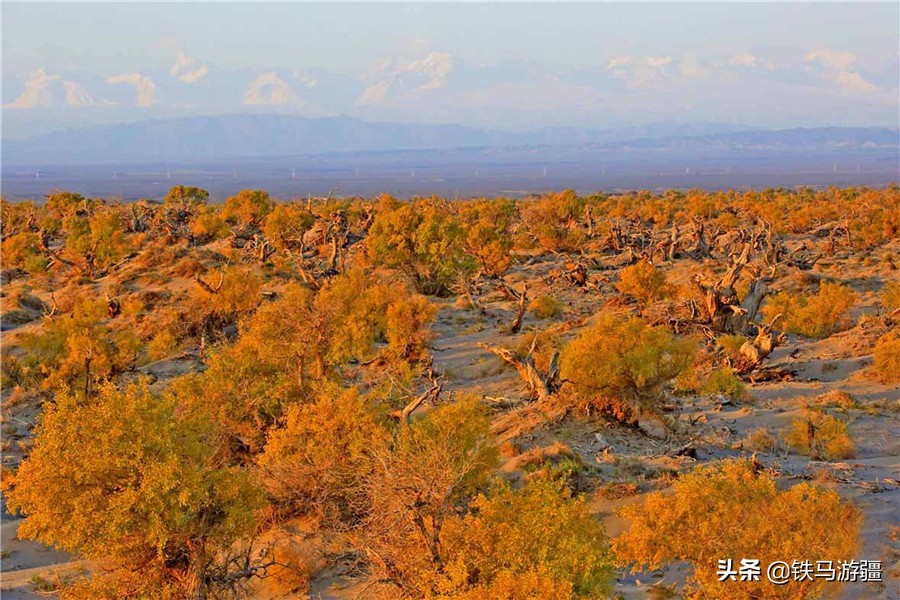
[29,575,62,593]
[498,440,520,458]
[743,428,777,453]
[815,390,858,410]
[513,441,579,472]
[821,362,839,374]
[529,295,564,319]
[597,481,640,499]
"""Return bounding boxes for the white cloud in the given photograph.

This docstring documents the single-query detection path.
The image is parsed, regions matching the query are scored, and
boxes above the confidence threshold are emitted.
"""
[293,70,318,88]
[607,55,673,88]
[805,48,857,71]
[243,72,304,106]
[6,68,100,108]
[728,53,775,71]
[829,70,878,93]
[107,73,157,106]
[170,51,208,84]
[805,48,877,93]
[679,56,711,79]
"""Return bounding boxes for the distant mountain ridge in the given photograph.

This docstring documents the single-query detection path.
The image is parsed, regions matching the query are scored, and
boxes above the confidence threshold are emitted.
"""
[2,113,896,166]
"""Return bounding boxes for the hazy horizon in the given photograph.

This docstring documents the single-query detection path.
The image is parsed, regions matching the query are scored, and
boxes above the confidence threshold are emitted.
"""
[3,2,899,140]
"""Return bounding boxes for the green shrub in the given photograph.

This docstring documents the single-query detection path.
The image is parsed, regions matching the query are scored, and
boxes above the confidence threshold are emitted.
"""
[763,281,857,338]
[701,368,749,402]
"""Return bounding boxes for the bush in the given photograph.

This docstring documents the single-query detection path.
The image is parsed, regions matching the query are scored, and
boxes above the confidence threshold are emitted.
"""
[62,207,136,274]
[367,196,474,295]
[164,185,209,208]
[188,206,229,243]
[616,261,671,306]
[257,387,388,524]
[221,189,274,226]
[364,399,497,591]
[436,476,613,598]
[701,368,749,402]
[20,297,137,393]
[262,203,316,250]
[457,198,518,277]
[786,410,856,460]
[174,283,320,451]
[763,281,857,339]
[1,232,48,274]
[881,280,900,313]
[529,295,564,319]
[872,330,900,384]
[614,459,860,599]
[560,314,695,421]
[194,265,262,320]
[5,383,261,598]
[519,190,585,252]
[145,328,178,362]
[716,334,747,359]
[315,269,436,365]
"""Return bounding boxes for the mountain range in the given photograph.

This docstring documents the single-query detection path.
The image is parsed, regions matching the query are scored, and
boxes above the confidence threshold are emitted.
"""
[3,46,898,140]
[3,113,896,167]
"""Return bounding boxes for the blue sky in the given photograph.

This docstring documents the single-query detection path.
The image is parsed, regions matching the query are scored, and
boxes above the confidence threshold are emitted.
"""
[2,2,898,135]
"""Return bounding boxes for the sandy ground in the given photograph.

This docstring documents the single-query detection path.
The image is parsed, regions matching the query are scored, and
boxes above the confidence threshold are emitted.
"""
[1,235,897,598]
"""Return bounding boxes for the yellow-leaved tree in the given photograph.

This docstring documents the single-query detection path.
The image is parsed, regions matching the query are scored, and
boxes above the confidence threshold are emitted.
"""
[613,459,860,599]
[437,475,614,599]
[560,314,695,423]
[256,386,389,524]
[4,382,262,598]
[364,399,498,592]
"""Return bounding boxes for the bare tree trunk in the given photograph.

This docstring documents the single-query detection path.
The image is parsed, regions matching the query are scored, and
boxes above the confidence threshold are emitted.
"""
[509,284,528,334]
[478,340,558,402]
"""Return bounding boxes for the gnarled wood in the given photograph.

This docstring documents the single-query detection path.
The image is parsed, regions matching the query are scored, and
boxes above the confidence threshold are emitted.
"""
[478,338,559,402]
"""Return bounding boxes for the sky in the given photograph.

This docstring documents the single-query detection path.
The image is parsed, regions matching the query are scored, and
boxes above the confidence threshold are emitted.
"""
[2,2,898,136]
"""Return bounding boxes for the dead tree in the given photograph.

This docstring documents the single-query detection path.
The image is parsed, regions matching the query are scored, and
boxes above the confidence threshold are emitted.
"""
[283,248,321,290]
[508,283,528,334]
[565,262,588,287]
[692,242,774,334]
[125,203,151,233]
[478,337,559,403]
[391,379,443,424]
[456,275,486,315]
[655,223,681,262]
[784,243,821,271]
[734,314,786,374]
[36,228,78,271]
[106,294,121,318]
[247,235,276,263]
[194,271,225,295]
[584,205,596,239]
[691,218,712,258]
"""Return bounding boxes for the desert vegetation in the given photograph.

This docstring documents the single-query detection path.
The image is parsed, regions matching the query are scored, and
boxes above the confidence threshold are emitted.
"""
[1,185,897,598]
